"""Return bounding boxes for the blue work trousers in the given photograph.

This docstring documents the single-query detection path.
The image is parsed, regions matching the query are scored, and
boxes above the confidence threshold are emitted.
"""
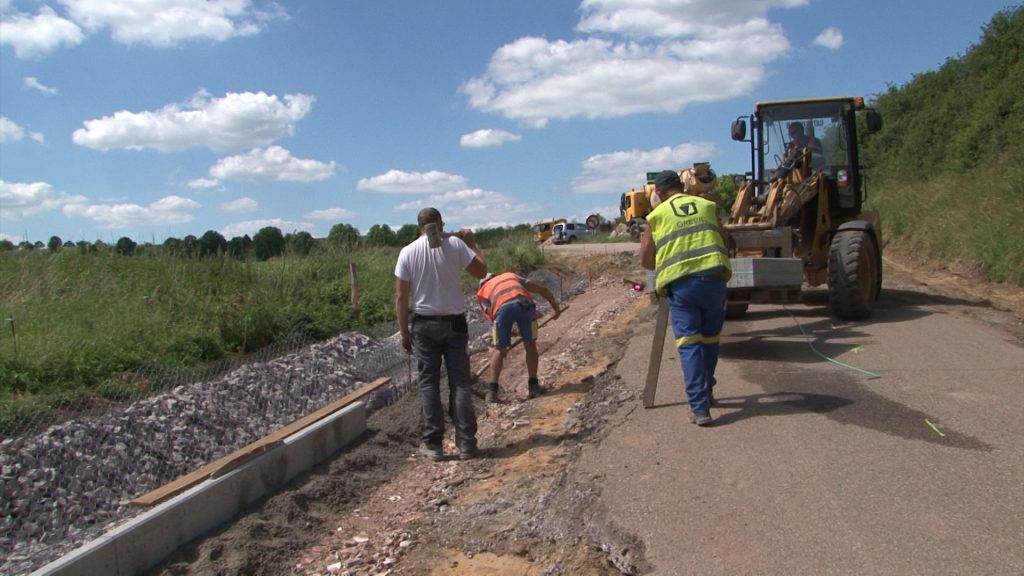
[665,276,727,414]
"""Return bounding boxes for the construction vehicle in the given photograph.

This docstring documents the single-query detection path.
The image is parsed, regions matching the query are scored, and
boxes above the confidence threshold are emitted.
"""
[532,218,565,243]
[620,177,656,241]
[621,167,723,241]
[724,96,883,320]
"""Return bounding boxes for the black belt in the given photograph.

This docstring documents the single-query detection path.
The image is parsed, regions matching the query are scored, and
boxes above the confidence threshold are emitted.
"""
[411,313,465,322]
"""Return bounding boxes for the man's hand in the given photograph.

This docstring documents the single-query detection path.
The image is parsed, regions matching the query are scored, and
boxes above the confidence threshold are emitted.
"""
[551,307,562,320]
[455,228,477,249]
[401,332,412,353]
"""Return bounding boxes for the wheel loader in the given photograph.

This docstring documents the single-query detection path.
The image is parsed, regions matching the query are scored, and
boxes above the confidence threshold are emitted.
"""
[724,96,883,320]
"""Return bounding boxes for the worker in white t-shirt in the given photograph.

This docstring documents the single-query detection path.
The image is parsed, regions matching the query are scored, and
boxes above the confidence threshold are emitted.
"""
[395,207,487,461]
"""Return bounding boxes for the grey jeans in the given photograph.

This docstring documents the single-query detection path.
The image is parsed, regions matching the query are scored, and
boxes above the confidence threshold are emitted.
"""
[411,315,477,449]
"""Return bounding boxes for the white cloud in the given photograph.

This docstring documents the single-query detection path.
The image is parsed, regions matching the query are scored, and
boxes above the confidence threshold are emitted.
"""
[72,90,314,152]
[63,195,200,228]
[462,1,797,126]
[394,188,540,229]
[0,6,83,59]
[356,169,469,194]
[221,218,314,238]
[60,0,286,47]
[813,27,843,50]
[576,0,807,38]
[304,207,355,221]
[0,232,18,243]
[221,197,258,213]
[209,146,335,182]
[571,141,717,193]
[0,116,44,144]
[459,128,522,148]
[0,180,86,219]
[187,177,222,189]
[24,76,59,95]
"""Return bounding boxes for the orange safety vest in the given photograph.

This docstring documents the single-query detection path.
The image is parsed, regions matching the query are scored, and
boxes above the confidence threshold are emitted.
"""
[476,272,531,322]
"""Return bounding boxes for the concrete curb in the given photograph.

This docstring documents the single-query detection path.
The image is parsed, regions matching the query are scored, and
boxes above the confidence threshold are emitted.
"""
[32,401,367,576]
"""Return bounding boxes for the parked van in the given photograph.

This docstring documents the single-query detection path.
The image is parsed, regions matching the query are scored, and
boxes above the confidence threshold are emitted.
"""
[551,222,596,244]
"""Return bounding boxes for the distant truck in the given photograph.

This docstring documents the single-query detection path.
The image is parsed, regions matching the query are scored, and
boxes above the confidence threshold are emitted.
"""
[532,218,566,243]
[552,221,597,244]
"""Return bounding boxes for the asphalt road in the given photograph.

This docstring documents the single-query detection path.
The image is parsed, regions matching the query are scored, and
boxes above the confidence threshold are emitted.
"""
[579,271,1024,575]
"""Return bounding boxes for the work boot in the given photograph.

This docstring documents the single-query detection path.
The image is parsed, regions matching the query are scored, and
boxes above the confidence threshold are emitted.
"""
[708,389,716,407]
[418,442,444,461]
[527,377,544,399]
[689,411,713,427]
[458,444,478,461]
[485,382,499,403]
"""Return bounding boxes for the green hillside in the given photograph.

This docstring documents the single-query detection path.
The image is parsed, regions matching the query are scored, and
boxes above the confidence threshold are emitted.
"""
[863,6,1024,284]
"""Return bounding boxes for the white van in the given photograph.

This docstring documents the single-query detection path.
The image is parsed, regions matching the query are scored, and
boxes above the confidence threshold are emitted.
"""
[551,222,596,244]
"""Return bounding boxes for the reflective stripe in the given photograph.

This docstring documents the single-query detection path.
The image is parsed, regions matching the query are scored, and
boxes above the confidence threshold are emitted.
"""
[676,333,721,347]
[676,334,702,347]
[654,223,720,251]
[655,244,730,277]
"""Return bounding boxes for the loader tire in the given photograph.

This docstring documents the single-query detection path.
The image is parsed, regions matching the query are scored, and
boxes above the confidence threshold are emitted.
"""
[827,230,881,320]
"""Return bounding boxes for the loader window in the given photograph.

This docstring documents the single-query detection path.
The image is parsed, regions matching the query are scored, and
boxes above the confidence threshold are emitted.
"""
[760,101,851,180]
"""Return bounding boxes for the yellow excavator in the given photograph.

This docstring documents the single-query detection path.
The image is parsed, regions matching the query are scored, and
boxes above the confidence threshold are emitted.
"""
[723,96,883,320]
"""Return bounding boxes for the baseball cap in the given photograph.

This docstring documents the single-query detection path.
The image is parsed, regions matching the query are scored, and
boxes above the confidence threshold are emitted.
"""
[653,170,682,194]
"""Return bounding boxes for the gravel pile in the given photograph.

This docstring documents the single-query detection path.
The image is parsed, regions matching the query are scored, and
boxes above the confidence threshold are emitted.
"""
[1,275,583,575]
[0,331,387,575]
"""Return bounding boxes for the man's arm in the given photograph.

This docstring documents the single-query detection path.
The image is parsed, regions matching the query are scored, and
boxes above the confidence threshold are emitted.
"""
[395,278,412,352]
[455,229,488,279]
[524,281,561,318]
[640,226,655,271]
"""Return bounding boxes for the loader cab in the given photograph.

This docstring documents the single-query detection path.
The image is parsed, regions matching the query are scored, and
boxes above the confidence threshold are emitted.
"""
[731,97,881,220]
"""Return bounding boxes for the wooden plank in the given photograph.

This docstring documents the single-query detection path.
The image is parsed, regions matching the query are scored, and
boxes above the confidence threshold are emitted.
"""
[643,298,670,409]
[132,376,391,507]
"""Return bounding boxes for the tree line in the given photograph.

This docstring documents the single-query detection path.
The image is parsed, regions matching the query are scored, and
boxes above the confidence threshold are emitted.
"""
[1,222,535,260]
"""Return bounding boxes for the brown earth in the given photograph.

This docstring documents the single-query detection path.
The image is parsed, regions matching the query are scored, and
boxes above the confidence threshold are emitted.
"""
[152,245,1023,576]
[151,252,654,576]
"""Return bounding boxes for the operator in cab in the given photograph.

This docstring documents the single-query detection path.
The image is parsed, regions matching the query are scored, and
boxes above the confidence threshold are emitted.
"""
[640,170,732,427]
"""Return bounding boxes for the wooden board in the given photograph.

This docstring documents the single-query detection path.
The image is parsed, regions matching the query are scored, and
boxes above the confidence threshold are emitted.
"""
[643,298,670,409]
[132,376,391,507]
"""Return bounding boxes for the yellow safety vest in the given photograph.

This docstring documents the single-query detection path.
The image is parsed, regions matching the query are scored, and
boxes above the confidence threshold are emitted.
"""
[648,193,732,294]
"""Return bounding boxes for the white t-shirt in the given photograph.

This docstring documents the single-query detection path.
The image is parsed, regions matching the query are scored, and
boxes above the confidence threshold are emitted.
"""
[395,234,477,315]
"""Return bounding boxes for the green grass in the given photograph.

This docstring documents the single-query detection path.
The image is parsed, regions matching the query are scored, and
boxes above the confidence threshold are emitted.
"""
[0,236,546,435]
[866,158,1024,285]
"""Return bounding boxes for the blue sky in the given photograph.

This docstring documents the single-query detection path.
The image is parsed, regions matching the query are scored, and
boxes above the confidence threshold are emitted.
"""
[0,0,1014,244]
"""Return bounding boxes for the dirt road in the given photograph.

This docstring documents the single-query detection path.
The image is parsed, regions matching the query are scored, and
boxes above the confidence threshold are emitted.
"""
[581,268,1024,574]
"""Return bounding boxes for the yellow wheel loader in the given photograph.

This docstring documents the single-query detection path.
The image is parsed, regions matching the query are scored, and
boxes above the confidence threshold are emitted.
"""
[724,96,883,320]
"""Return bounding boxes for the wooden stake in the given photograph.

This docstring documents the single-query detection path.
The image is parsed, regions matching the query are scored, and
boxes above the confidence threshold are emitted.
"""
[643,298,669,409]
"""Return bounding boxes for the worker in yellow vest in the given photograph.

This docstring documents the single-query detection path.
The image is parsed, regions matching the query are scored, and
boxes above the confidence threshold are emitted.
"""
[640,170,732,426]
[476,272,561,402]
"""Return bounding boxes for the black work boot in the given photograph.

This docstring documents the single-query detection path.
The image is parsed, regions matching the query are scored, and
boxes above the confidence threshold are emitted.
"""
[485,382,499,403]
[527,377,544,399]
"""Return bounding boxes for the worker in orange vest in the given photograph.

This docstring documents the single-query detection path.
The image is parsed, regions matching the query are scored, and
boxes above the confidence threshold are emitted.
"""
[476,272,561,402]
